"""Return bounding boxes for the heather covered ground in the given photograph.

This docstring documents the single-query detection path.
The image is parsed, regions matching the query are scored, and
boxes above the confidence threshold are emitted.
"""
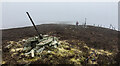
[2,24,119,65]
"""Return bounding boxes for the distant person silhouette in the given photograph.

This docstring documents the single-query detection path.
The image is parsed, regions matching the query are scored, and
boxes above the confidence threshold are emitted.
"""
[76,21,79,26]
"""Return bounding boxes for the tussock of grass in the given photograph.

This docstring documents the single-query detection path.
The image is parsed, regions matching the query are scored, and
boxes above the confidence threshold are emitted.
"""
[4,39,116,65]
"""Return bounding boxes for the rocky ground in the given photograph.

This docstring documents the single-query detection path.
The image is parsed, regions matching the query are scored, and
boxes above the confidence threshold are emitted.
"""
[1,24,119,65]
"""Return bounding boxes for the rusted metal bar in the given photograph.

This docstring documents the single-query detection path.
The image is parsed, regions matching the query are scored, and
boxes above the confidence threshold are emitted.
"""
[26,12,43,39]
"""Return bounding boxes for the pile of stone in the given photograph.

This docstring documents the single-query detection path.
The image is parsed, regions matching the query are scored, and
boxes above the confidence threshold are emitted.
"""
[23,35,60,57]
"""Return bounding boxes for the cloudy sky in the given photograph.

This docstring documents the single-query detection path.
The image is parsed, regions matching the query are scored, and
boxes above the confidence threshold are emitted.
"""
[2,2,118,30]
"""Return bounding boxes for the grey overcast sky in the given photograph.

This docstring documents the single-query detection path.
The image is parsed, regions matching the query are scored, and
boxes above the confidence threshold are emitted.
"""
[2,2,118,29]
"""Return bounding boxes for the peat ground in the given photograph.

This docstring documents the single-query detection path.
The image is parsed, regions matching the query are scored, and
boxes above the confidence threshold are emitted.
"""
[1,24,120,65]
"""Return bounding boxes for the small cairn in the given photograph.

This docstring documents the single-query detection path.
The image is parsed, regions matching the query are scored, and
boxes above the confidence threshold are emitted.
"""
[23,35,60,57]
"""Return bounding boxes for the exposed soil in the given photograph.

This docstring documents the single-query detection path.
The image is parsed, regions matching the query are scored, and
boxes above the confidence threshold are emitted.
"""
[1,24,120,65]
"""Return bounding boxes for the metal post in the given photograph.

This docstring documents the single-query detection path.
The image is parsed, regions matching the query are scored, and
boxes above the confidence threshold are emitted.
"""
[84,18,87,28]
[85,18,86,25]
[26,12,43,39]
